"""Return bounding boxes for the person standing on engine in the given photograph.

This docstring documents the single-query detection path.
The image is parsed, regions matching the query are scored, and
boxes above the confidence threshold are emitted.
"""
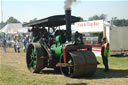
[101,37,110,72]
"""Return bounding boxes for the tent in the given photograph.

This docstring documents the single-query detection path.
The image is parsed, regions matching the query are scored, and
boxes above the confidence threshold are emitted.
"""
[0,23,29,34]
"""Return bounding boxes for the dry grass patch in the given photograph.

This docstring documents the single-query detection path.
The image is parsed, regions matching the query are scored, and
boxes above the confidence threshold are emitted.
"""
[0,47,128,85]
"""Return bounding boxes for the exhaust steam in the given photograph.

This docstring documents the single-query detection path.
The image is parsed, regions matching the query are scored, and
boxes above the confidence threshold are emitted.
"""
[64,0,77,10]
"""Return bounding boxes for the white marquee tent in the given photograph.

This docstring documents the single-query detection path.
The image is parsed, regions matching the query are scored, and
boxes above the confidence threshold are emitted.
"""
[0,23,29,34]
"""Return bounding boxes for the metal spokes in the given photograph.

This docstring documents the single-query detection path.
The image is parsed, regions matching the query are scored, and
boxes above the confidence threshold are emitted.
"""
[30,48,37,69]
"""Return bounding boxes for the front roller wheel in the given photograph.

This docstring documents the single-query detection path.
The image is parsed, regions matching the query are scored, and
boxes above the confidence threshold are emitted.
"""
[61,50,98,78]
[60,54,74,77]
[26,43,48,73]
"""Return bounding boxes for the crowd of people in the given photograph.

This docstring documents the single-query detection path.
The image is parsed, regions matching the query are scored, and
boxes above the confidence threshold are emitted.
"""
[0,33,32,53]
[13,38,28,53]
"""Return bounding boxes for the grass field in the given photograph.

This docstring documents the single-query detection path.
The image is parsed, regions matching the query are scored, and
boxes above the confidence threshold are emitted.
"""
[0,47,128,85]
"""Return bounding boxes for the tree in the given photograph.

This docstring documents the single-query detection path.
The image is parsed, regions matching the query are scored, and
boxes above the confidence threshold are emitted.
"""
[112,17,128,26]
[88,15,99,21]
[29,18,37,22]
[0,17,21,29]
[0,21,6,29]
[88,14,107,21]
[100,14,107,20]
[6,17,20,24]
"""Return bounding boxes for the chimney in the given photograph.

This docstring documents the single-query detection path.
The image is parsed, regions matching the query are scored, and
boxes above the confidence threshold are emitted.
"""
[65,9,71,42]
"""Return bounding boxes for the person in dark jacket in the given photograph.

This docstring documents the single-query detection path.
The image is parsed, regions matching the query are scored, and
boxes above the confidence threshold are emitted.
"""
[14,40,17,52]
[2,38,7,52]
[23,38,28,52]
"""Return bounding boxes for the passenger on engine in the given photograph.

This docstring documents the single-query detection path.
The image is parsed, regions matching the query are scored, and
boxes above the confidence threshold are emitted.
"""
[74,31,83,45]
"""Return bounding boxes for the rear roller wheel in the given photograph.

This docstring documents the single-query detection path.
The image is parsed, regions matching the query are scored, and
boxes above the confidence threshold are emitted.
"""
[61,50,98,78]
[26,43,48,73]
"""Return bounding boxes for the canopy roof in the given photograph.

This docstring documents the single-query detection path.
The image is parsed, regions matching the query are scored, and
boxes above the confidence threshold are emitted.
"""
[23,15,80,27]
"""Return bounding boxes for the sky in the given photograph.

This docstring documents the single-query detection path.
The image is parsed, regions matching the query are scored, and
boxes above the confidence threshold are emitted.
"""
[0,0,128,23]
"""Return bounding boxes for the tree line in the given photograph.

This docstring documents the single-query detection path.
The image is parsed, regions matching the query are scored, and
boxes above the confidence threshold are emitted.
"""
[0,17,38,29]
[87,15,128,26]
[111,17,128,26]
[1,15,128,29]
[0,17,20,29]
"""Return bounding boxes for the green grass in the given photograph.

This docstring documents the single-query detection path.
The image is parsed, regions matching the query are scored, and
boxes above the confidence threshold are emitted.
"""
[0,65,58,85]
[0,64,86,85]
[0,48,128,85]
[97,56,128,69]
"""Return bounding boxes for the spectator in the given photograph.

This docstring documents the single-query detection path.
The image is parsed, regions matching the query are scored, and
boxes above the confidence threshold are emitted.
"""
[16,40,20,53]
[101,37,110,72]
[14,40,17,52]
[23,38,28,52]
[2,38,7,52]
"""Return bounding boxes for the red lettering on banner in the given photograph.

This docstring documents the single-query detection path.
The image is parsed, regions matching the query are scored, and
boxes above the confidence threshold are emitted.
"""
[84,23,86,26]
[77,21,100,27]
[94,22,99,26]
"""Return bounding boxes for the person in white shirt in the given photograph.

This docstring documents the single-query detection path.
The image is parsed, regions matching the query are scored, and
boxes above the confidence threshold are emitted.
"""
[16,40,20,53]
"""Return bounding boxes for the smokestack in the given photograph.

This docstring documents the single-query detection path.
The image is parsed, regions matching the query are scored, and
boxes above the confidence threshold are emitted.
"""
[64,0,77,41]
[65,9,71,41]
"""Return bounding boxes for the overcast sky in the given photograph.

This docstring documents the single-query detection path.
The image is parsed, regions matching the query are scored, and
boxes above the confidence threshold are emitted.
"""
[1,0,128,22]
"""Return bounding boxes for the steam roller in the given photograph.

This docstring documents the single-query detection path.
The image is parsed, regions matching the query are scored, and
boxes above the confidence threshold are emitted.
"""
[25,14,99,78]
[26,40,98,78]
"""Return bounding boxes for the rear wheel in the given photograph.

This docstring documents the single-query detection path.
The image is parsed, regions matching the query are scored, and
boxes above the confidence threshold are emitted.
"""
[26,43,48,73]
